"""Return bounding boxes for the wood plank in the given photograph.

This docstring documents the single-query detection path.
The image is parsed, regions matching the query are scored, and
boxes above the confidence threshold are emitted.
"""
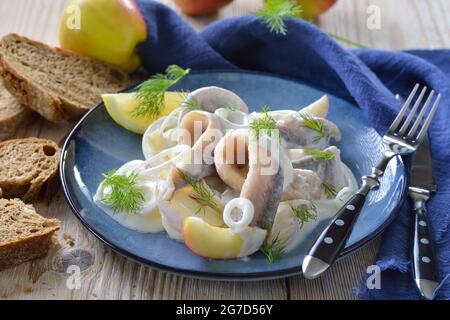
[0,0,288,300]
[1,0,449,300]
[289,239,380,300]
[320,0,450,50]
[177,278,287,300]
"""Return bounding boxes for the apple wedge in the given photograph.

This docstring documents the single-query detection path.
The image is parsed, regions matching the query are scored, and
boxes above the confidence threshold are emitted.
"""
[182,217,267,259]
[158,185,224,240]
[299,95,329,118]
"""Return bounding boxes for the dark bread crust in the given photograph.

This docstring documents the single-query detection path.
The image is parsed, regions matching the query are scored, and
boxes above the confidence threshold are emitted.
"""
[0,82,32,141]
[0,232,57,271]
[0,108,32,141]
[1,68,63,122]
[0,198,60,271]
[0,33,130,123]
[0,137,60,203]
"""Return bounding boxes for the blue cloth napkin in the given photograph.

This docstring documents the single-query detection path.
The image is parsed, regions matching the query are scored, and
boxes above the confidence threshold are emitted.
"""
[136,0,450,300]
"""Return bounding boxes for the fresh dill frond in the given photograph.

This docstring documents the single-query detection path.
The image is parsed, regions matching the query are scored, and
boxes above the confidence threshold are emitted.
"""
[184,97,201,111]
[260,217,271,232]
[133,65,191,118]
[256,0,301,35]
[261,232,286,263]
[290,202,318,229]
[166,64,190,79]
[260,105,270,114]
[181,173,220,213]
[219,102,237,112]
[326,32,369,49]
[307,150,335,162]
[101,170,144,214]
[299,112,330,143]
[180,92,237,112]
[250,106,280,141]
[256,0,367,45]
[322,181,338,198]
[179,91,201,111]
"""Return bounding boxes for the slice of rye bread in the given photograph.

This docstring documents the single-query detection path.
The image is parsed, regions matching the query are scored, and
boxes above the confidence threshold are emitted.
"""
[0,33,130,123]
[0,138,60,203]
[0,198,60,271]
[0,80,32,141]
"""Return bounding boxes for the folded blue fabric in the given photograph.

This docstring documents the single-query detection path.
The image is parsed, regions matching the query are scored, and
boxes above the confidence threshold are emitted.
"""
[136,0,450,299]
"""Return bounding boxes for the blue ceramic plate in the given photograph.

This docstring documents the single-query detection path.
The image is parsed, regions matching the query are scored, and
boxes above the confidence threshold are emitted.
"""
[61,70,407,280]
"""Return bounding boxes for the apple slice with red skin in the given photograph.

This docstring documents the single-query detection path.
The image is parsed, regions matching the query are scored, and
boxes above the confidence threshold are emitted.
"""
[174,0,233,16]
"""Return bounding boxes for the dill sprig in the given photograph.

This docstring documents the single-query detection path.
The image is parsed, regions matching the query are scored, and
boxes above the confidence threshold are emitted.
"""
[299,112,330,143]
[260,217,271,232]
[326,32,369,49]
[256,0,301,35]
[184,97,201,111]
[180,91,202,111]
[133,65,191,118]
[256,0,368,48]
[180,92,237,112]
[261,232,286,263]
[101,170,144,214]
[307,150,335,162]
[250,106,280,141]
[290,202,318,229]
[219,102,237,112]
[181,173,220,214]
[322,181,338,198]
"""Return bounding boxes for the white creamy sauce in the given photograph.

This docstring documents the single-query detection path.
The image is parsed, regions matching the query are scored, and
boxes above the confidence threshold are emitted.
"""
[94,160,164,233]
[94,90,359,259]
[285,187,355,253]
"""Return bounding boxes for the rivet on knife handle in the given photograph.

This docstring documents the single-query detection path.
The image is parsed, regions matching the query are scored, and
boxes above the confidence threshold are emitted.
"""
[410,188,439,300]
[302,175,379,279]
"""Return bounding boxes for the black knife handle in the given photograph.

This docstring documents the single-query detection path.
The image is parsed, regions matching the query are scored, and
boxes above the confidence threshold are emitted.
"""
[307,193,365,264]
[303,175,380,279]
[410,189,440,299]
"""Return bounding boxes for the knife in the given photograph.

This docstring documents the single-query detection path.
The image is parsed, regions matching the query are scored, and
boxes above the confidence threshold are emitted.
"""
[409,135,440,300]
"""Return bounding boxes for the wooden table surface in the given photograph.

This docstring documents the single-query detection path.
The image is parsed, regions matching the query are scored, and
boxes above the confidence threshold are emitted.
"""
[0,0,449,300]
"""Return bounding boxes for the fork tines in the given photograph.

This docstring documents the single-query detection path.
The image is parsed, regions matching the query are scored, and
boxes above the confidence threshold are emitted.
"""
[389,84,441,144]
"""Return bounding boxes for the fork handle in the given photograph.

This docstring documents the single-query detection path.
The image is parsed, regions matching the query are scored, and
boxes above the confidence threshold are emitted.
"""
[302,193,366,278]
[410,188,439,300]
[302,175,380,279]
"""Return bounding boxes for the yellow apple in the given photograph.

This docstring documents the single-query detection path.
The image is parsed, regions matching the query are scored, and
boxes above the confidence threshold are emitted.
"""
[174,0,233,16]
[299,95,329,117]
[117,52,142,74]
[158,185,224,240]
[297,0,337,21]
[182,217,267,259]
[59,0,147,73]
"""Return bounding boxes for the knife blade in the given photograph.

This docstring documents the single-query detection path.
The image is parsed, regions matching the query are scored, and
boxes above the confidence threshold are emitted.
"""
[409,135,439,300]
[410,135,436,193]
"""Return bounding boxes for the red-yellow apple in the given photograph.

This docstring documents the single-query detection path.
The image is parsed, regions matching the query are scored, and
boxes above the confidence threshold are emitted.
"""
[158,185,224,240]
[59,0,147,73]
[297,0,337,21]
[182,217,267,259]
[174,0,233,16]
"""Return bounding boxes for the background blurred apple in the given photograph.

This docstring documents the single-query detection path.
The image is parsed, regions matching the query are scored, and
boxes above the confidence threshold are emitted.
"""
[59,0,147,73]
[174,0,233,16]
[296,0,337,21]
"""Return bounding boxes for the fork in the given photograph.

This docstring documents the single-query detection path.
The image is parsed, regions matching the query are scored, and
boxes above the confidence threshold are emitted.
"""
[302,84,442,279]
